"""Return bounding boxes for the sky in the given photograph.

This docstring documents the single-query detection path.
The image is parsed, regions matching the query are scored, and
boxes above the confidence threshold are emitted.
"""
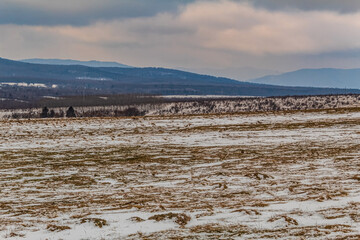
[1,0,360,80]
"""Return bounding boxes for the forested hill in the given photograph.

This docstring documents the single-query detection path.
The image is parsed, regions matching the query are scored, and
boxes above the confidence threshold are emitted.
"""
[1,57,360,98]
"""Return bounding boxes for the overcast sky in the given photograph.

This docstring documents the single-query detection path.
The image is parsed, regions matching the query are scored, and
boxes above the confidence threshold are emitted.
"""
[2,0,360,79]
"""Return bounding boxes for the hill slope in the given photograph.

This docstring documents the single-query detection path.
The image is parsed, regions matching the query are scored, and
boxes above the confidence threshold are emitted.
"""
[250,68,360,89]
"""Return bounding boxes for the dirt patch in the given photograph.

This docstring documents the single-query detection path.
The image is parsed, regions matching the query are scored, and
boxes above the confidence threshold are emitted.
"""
[149,212,191,226]
[47,224,71,232]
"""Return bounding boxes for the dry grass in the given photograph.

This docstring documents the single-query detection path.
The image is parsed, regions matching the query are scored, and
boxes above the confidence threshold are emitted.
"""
[0,108,360,239]
[46,224,71,232]
[148,213,191,226]
[80,218,108,228]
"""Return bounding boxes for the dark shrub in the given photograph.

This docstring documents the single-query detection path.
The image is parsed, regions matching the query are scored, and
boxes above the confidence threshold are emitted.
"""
[124,107,141,116]
[66,106,76,118]
[40,107,49,118]
[49,110,55,118]
[114,107,143,117]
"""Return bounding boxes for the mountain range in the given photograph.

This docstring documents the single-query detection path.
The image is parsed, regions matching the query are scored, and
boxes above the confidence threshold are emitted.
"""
[251,68,360,89]
[22,59,275,80]
[179,66,280,80]
[21,58,131,68]
[20,59,360,89]
[1,57,360,102]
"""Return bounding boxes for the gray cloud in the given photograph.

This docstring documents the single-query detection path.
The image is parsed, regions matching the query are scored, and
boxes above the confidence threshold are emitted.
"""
[2,0,360,76]
[240,0,360,13]
[0,0,193,26]
[2,0,360,26]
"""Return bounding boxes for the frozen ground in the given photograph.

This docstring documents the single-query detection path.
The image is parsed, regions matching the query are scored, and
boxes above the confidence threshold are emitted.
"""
[1,108,360,239]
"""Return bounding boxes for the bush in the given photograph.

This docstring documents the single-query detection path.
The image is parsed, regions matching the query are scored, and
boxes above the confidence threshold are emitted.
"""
[115,107,143,117]
[49,110,55,118]
[66,106,76,118]
[40,107,49,118]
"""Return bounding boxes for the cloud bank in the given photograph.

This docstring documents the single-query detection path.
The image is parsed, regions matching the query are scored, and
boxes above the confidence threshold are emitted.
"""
[1,0,360,72]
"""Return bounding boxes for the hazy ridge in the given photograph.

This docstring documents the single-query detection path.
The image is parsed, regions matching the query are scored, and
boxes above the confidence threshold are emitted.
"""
[251,68,360,89]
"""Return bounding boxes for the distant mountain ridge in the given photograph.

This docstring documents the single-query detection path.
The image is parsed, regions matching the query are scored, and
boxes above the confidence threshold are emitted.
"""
[180,66,280,81]
[250,68,360,89]
[21,58,131,68]
[1,58,360,99]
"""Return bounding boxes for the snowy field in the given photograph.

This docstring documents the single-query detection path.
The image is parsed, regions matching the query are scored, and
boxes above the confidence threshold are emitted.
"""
[1,108,360,239]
